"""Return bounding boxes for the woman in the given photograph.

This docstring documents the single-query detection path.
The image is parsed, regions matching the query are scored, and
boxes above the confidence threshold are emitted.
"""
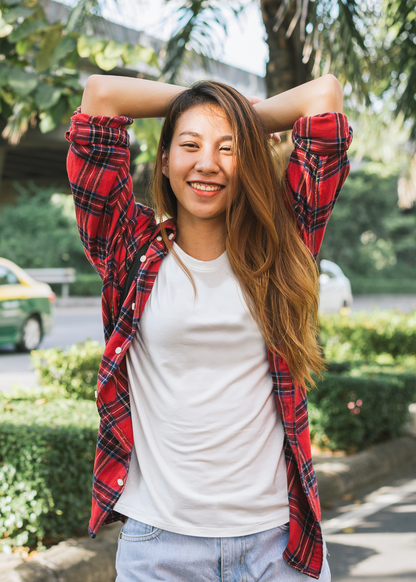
[66,73,352,581]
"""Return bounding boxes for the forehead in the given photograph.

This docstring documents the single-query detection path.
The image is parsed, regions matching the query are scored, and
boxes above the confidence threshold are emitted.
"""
[173,104,233,139]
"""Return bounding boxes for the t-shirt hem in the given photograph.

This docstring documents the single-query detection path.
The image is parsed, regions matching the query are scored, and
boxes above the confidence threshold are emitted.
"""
[114,503,290,538]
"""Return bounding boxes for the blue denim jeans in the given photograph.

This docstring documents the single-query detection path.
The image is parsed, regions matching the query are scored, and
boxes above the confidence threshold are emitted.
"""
[115,518,331,581]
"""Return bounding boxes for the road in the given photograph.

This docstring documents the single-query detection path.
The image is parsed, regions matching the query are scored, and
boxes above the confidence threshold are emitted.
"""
[323,466,416,582]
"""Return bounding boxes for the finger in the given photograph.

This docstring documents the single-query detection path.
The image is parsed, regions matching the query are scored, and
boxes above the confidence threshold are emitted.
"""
[270,133,281,143]
[247,95,263,105]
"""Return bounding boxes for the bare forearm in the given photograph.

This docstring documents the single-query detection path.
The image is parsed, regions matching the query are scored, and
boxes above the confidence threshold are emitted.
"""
[254,75,344,133]
[80,75,185,118]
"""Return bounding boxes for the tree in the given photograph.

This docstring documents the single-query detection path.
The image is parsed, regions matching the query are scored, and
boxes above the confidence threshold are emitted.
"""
[161,0,369,97]
[0,181,90,271]
[0,0,158,144]
[161,0,416,137]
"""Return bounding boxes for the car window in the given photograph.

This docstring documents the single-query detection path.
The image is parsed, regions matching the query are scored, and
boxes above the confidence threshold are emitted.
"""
[320,269,336,279]
[0,266,19,286]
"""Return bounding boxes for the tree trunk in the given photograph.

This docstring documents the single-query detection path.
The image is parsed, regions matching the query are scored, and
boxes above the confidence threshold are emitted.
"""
[260,0,312,97]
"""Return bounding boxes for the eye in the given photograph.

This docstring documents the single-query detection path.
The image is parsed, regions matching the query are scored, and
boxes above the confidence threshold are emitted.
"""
[220,145,234,153]
[181,143,198,148]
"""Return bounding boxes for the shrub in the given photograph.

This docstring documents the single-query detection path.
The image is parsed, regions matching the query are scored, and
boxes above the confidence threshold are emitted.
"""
[0,392,98,552]
[320,310,416,361]
[320,164,416,286]
[347,276,416,295]
[0,182,91,273]
[308,372,414,452]
[31,340,104,401]
[70,273,102,297]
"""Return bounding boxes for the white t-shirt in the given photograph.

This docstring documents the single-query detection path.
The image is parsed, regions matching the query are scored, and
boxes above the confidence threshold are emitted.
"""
[114,243,289,536]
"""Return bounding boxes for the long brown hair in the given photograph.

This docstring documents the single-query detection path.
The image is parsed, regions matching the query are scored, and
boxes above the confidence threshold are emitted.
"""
[153,81,325,388]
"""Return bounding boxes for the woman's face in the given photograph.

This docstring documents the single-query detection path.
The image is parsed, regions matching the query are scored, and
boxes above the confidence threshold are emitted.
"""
[162,104,236,230]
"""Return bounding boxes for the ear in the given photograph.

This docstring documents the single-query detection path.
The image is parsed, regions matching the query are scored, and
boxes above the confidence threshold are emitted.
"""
[161,150,169,178]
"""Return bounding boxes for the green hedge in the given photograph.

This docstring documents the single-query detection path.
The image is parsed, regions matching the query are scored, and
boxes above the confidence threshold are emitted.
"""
[349,277,416,295]
[0,392,98,552]
[31,341,104,401]
[308,372,414,452]
[320,310,416,361]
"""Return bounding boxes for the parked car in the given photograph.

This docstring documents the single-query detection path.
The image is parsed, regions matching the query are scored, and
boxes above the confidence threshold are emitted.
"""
[319,259,353,313]
[0,257,55,351]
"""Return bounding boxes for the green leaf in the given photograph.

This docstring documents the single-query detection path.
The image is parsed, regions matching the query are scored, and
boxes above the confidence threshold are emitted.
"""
[0,66,9,88]
[49,36,77,69]
[134,45,157,66]
[0,18,13,38]
[0,97,13,119]
[134,151,154,165]
[77,35,105,58]
[103,40,124,59]
[39,96,68,133]
[3,7,35,24]
[15,36,33,55]
[35,27,62,72]
[121,43,136,65]
[34,83,61,110]
[9,19,48,43]
[8,67,37,96]
[68,93,81,113]
[63,47,79,70]
[94,51,118,71]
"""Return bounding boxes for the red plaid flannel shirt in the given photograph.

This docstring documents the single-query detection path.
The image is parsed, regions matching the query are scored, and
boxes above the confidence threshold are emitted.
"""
[66,109,352,579]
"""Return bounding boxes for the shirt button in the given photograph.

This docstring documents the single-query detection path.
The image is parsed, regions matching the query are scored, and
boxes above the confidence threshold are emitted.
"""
[115,347,122,354]
[168,233,174,240]
[140,255,147,262]
[156,236,162,242]
[132,302,135,310]
[117,479,124,486]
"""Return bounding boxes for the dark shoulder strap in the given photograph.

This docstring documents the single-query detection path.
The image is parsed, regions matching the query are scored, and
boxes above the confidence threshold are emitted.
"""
[119,239,151,310]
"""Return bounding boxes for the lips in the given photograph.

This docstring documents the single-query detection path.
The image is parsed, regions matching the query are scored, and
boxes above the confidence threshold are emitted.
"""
[188,181,225,195]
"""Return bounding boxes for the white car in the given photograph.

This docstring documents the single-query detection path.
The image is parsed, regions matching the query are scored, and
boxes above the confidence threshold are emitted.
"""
[319,259,353,313]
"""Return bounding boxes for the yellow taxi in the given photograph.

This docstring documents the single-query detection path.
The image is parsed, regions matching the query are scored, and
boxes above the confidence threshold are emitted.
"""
[0,257,55,351]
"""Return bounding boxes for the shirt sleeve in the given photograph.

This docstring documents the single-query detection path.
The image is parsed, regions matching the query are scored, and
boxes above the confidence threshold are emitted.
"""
[286,112,353,258]
[65,108,155,279]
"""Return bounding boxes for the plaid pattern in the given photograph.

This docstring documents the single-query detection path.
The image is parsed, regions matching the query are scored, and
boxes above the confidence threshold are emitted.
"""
[66,109,352,579]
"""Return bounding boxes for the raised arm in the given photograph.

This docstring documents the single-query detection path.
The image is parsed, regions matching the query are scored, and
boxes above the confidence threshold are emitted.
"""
[81,75,185,118]
[253,74,343,134]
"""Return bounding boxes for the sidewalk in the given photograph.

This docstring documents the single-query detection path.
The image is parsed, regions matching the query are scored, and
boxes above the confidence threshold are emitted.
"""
[1,434,416,582]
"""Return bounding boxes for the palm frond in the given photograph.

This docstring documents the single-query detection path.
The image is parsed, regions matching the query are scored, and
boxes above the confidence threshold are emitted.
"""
[386,0,416,138]
[271,0,370,99]
[161,0,247,84]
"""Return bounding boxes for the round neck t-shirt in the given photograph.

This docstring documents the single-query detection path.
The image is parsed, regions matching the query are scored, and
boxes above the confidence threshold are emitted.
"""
[114,243,289,536]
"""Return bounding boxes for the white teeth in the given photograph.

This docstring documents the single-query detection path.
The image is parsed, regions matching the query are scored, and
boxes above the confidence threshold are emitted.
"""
[189,182,223,192]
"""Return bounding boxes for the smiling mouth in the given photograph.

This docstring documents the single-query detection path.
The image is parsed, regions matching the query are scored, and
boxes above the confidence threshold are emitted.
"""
[188,182,225,193]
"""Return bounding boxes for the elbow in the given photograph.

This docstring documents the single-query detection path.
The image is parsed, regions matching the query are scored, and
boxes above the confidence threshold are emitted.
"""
[81,75,115,117]
[321,74,343,113]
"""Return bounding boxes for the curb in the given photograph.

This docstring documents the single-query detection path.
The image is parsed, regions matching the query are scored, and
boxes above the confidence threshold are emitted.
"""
[314,435,416,502]
[0,523,119,582]
[1,435,416,582]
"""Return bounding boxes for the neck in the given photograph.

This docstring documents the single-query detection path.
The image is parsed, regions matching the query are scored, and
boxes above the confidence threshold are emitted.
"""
[175,217,226,261]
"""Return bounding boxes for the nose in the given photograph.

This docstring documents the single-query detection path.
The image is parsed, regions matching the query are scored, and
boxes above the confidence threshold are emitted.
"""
[194,147,220,175]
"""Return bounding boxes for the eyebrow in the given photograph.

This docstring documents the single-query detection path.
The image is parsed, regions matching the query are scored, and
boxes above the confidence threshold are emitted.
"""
[178,131,233,141]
